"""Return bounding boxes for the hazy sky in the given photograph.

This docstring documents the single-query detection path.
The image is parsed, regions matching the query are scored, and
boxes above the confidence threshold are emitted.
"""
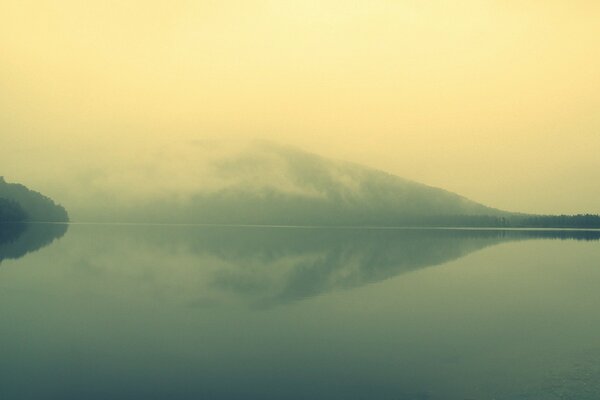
[1,1,599,214]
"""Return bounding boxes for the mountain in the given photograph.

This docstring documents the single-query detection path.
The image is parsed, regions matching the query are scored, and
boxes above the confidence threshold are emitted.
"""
[0,177,69,222]
[76,142,518,225]
[3,144,596,227]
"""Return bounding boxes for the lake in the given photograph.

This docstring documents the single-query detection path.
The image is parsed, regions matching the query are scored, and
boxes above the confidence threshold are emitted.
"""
[1,223,599,399]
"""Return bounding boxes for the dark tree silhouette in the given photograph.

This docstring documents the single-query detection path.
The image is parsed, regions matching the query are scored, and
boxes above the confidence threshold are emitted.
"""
[0,198,27,222]
[0,177,68,222]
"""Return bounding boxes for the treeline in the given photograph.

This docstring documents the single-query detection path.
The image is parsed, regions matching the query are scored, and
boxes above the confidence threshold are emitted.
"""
[0,177,69,222]
[0,198,28,222]
[406,214,600,228]
[405,215,512,227]
[85,187,600,228]
[412,214,600,229]
[511,214,600,229]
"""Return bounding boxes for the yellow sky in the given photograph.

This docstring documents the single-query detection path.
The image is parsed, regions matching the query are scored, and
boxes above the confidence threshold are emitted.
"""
[1,1,599,214]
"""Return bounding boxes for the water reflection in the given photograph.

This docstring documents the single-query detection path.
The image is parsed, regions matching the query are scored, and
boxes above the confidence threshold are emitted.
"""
[66,226,600,307]
[0,223,68,263]
[1,224,599,400]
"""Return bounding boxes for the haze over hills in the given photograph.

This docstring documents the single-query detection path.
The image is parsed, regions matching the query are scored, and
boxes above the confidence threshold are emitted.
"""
[69,141,517,226]
[3,142,599,228]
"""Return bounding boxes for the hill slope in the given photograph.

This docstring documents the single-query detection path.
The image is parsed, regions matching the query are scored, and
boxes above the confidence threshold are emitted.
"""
[0,177,69,222]
[78,142,515,225]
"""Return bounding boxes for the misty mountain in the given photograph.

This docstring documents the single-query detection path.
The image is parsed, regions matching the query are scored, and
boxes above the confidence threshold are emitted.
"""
[0,177,69,222]
[77,142,516,225]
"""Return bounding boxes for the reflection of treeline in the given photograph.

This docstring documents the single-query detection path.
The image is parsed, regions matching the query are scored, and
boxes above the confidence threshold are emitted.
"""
[0,222,26,246]
[0,222,68,262]
[0,177,68,222]
[506,229,600,241]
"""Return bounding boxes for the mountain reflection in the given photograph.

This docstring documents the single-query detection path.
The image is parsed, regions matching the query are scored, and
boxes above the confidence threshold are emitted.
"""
[0,223,68,263]
[77,226,599,307]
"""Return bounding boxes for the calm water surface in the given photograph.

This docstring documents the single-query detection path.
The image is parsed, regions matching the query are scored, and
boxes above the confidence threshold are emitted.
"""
[1,224,599,399]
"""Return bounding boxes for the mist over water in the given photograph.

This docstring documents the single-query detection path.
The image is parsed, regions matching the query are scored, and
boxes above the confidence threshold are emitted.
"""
[1,224,600,399]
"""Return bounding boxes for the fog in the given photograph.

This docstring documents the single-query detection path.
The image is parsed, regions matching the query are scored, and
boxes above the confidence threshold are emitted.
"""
[2,1,599,215]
